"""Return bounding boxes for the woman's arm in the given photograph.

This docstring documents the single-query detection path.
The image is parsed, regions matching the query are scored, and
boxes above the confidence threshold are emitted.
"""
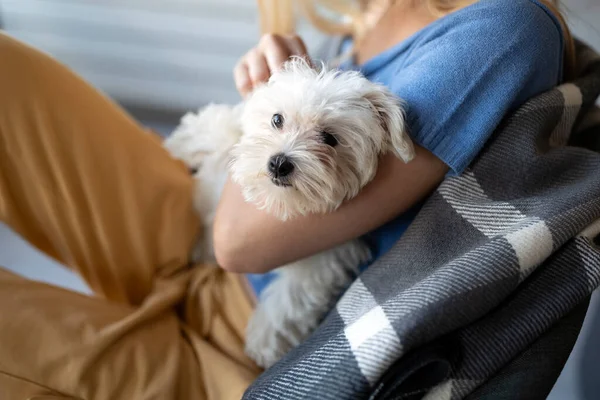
[214,146,448,273]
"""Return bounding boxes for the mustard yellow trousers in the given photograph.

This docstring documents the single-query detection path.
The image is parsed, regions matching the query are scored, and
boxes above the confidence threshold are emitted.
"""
[0,33,260,399]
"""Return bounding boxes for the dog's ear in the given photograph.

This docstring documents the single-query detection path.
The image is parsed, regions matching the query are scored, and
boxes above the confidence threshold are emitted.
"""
[363,87,415,163]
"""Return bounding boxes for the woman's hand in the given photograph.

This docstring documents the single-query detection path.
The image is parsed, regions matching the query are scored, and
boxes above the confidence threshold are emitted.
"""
[234,33,310,97]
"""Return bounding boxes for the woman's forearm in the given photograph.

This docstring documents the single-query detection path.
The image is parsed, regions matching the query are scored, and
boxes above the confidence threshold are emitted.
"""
[213,145,448,274]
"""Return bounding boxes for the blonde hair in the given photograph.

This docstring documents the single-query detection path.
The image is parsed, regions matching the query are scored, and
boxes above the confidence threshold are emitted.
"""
[257,0,575,80]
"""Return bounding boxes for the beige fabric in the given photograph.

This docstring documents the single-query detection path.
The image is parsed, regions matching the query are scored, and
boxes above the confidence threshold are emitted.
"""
[0,32,260,400]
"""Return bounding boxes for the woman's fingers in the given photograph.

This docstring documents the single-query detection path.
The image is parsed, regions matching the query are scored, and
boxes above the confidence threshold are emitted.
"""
[286,34,309,60]
[234,33,311,96]
[233,49,270,98]
[259,34,292,73]
[233,60,252,97]
[246,48,271,86]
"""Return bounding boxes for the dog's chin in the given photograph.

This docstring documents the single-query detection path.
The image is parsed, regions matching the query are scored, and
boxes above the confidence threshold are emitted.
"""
[233,169,351,220]
[237,181,331,221]
[271,178,293,188]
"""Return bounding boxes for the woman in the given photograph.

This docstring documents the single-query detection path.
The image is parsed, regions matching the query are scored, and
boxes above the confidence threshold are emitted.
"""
[0,0,574,399]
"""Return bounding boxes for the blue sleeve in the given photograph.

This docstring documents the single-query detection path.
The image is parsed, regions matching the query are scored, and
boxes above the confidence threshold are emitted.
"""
[390,0,563,175]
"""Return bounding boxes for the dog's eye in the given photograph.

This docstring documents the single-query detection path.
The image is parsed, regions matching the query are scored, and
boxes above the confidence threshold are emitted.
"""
[271,113,284,129]
[320,131,338,147]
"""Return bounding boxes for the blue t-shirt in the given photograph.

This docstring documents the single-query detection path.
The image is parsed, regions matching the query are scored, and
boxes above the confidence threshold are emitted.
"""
[247,0,564,296]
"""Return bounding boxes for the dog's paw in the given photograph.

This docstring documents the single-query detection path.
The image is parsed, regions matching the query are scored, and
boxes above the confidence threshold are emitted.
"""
[164,103,243,169]
[163,112,214,168]
[245,308,295,369]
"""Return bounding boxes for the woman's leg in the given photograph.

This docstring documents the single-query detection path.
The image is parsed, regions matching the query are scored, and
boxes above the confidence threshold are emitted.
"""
[0,33,260,398]
[0,33,261,399]
[0,264,259,400]
[0,32,199,305]
[0,266,206,400]
[0,31,207,398]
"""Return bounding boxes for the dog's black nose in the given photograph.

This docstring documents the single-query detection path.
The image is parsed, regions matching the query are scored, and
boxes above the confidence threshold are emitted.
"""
[268,153,294,178]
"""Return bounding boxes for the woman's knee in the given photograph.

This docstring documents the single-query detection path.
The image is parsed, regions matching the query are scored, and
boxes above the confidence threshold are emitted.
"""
[0,33,42,78]
[0,32,77,105]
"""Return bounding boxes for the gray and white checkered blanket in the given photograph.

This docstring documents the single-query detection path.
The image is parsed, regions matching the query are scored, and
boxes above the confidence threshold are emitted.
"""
[243,41,600,400]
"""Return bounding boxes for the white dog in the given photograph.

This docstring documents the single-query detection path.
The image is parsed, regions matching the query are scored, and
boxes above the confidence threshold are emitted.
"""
[163,58,414,368]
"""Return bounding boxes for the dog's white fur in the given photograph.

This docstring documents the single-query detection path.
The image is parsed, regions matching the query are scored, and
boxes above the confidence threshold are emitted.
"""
[163,58,414,368]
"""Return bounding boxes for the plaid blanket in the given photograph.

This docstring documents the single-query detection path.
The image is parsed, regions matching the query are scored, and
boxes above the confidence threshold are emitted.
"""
[243,41,600,400]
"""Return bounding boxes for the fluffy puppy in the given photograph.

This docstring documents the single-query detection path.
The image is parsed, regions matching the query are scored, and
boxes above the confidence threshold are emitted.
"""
[164,58,414,368]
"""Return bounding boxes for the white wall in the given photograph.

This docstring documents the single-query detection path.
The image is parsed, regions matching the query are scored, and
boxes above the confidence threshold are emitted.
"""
[0,0,325,113]
[0,0,261,111]
[564,0,600,52]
